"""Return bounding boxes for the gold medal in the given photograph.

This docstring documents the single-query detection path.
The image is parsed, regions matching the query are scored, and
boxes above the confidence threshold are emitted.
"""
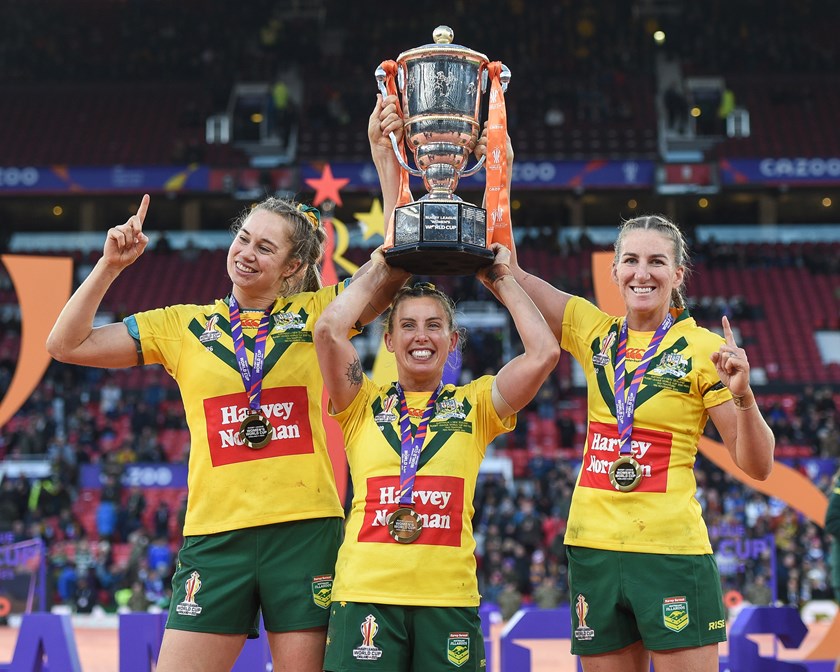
[387,507,423,544]
[239,411,272,449]
[608,455,642,492]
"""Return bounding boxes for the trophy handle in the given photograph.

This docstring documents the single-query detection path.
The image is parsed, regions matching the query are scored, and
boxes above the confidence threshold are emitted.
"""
[460,63,511,179]
[375,67,424,178]
[459,155,485,178]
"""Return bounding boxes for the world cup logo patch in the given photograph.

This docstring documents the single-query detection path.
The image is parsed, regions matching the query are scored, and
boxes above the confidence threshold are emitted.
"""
[175,571,203,617]
[352,614,383,661]
[573,594,595,641]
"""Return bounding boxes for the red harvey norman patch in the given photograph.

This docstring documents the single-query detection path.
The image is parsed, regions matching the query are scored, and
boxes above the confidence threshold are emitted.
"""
[578,421,672,492]
[203,387,313,466]
[359,475,464,547]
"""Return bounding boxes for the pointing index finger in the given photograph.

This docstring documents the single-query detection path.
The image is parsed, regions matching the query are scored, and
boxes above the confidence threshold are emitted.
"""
[136,194,150,224]
[722,315,737,347]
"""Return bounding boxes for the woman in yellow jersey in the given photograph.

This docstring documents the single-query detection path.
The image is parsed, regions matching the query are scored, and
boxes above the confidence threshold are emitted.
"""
[502,211,776,672]
[313,247,559,672]
[45,98,409,672]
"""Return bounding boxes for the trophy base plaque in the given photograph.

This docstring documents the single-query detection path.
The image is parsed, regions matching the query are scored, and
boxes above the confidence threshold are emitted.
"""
[385,199,493,275]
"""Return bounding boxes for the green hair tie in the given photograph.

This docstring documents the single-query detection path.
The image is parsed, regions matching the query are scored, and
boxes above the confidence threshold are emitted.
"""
[296,203,321,229]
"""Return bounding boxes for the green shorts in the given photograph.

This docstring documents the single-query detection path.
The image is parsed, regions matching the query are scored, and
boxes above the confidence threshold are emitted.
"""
[324,602,486,672]
[566,545,727,655]
[166,517,342,637]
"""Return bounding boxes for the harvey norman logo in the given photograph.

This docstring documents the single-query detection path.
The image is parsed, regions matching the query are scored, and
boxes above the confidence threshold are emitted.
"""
[578,421,672,493]
[359,475,465,546]
[203,387,314,466]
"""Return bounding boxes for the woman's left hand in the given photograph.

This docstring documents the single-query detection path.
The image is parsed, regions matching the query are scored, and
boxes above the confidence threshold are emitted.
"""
[711,315,750,397]
[371,244,411,282]
[477,243,512,293]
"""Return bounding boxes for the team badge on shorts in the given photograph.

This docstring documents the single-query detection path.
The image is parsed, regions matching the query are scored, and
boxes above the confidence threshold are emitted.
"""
[311,575,333,609]
[573,594,595,641]
[447,632,470,667]
[352,615,383,661]
[662,595,689,632]
[175,571,203,617]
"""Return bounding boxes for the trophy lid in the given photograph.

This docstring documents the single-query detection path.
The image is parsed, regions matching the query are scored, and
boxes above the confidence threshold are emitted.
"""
[397,25,488,64]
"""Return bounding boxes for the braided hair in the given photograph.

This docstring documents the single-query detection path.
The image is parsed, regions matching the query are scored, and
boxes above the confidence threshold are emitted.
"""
[231,197,327,295]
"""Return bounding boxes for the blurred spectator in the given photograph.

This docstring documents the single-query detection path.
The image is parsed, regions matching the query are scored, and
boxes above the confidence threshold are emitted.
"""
[119,486,147,541]
[497,579,523,622]
[152,500,171,540]
[74,574,97,614]
[664,84,689,134]
[146,536,173,577]
[128,580,152,612]
[533,575,564,610]
[95,498,118,541]
[744,574,773,605]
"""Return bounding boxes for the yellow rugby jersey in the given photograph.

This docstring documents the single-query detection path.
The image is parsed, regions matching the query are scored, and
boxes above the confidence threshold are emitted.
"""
[331,375,513,607]
[562,296,731,554]
[132,285,350,536]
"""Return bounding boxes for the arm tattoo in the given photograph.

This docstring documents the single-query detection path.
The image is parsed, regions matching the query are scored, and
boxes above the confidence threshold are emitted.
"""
[487,264,511,285]
[345,356,363,386]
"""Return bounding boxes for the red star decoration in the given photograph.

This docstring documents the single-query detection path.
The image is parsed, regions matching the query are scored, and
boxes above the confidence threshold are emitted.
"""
[305,164,350,207]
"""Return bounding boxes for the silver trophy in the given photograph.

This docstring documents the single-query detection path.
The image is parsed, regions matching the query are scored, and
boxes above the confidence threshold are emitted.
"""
[376,26,510,275]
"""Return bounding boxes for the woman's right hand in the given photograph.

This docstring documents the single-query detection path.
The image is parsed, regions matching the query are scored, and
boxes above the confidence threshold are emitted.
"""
[474,123,514,165]
[103,194,150,270]
[368,94,403,154]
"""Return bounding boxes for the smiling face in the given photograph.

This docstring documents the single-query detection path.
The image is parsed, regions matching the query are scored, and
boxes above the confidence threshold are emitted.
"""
[384,295,458,392]
[612,228,685,330]
[226,209,302,308]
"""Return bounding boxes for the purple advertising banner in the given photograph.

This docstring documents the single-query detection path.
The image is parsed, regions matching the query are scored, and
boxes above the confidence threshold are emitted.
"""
[4,157,840,195]
[0,165,210,194]
[720,157,840,185]
[79,463,188,489]
[302,159,657,191]
[0,160,657,194]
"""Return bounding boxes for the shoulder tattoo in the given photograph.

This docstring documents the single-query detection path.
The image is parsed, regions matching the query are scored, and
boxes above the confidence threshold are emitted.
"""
[345,356,363,387]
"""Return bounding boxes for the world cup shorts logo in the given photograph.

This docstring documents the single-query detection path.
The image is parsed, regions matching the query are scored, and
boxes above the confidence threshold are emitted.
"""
[574,594,595,641]
[176,571,203,617]
[352,614,383,661]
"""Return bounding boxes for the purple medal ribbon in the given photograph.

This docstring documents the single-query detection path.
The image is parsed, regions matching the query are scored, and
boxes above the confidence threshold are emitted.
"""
[394,382,442,507]
[613,312,674,457]
[229,295,273,413]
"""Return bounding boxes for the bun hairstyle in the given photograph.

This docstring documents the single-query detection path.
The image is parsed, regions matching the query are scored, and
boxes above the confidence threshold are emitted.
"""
[231,197,327,295]
[613,214,691,309]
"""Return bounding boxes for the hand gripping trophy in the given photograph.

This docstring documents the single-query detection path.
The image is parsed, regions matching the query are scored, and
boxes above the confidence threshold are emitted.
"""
[376,26,512,275]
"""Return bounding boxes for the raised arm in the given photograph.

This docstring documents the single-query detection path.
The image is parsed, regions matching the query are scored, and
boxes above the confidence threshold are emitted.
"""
[315,248,405,413]
[707,316,775,480]
[474,127,573,343]
[46,195,151,368]
[368,93,405,232]
[345,94,412,326]
[477,244,561,417]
